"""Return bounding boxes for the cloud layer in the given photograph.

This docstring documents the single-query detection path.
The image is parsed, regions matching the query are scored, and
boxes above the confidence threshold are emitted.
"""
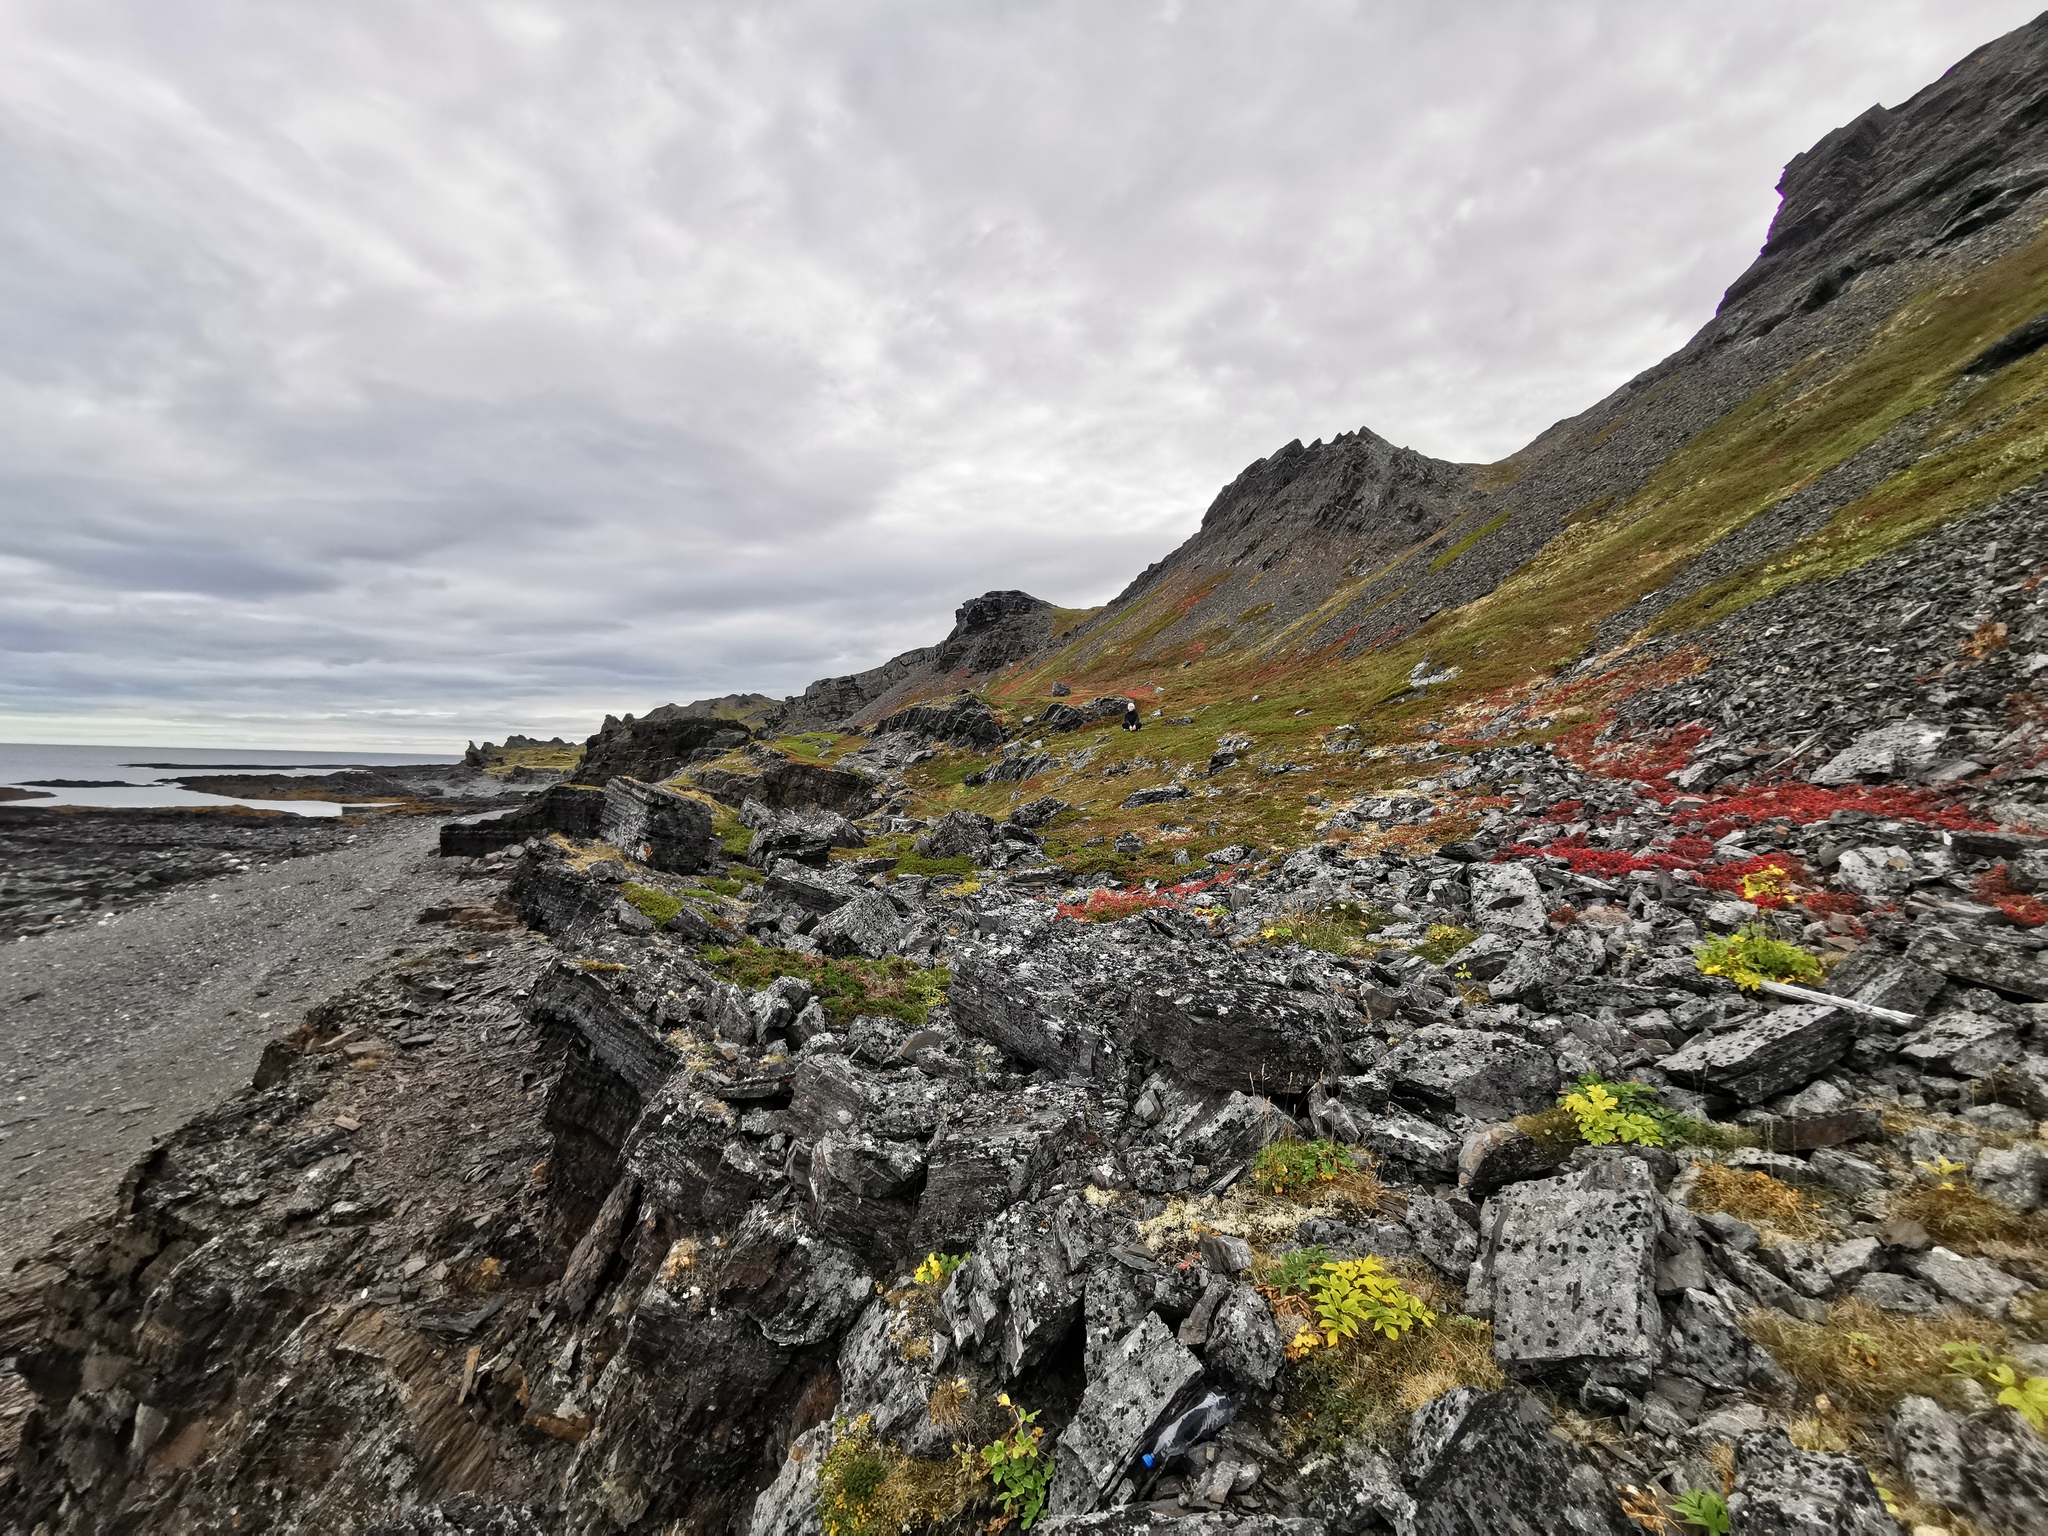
[1,0,2037,748]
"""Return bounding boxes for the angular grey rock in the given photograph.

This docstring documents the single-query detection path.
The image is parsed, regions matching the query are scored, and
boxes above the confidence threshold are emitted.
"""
[1958,1404,2048,1533]
[1384,1025,1558,1120]
[1404,1194,1480,1278]
[1973,1141,2046,1212]
[1897,1010,2026,1077]
[1129,975,1345,1096]
[1302,1440,1415,1535]
[1486,940,1572,1008]
[1202,1282,1283,1392]
[1444,929,1517,981]
[1657,1004,1852,1105]
[747,1421,832,1536]
[1402,1388,1635,1536]
[1199,1233,1254,1277]
[1902,1246,2029,1314]
[1471,1159,1661,1386]
[1121,785,1191,808]
[1832,844,1916,900]
[1812,719,1948,784]
[1468,862,1548,935]
[809,889,905,960]
[1365,1111,1461,1176]
[599,776,718,875]
[1849,1270,1941,1313]
[1907,929,2048,1001]
[1726,1429,1897,1534]
[1887,1394,1967,1510]
[912,1093,1079,1251]
[1048,1312,1203,1516]
[1037,1514,1320,1536]
[919,809,998,860]
[1659,1287,1790,1394]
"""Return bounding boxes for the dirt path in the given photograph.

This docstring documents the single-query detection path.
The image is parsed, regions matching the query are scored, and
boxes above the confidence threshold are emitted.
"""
[0,819,481,1271]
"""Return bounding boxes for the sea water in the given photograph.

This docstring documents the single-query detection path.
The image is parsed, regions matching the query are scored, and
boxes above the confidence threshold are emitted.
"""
[0,743,454,816]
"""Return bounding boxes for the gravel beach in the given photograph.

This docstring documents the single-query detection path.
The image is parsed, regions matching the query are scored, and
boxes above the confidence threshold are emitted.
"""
[0,817,481,1271]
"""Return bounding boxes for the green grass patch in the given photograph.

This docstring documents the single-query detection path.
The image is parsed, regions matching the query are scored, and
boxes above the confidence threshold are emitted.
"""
[700,942,953,1027]
[620,883,685,927]
[1261,900,1390,956]
[893,853,976,880]
[1429,509,1512,569]
[1409,924,1477,964]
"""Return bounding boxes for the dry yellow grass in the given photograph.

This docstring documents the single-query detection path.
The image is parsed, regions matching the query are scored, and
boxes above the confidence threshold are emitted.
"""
[1888,1180,2048,1259]
[1690,1162,1832,1241]
[1742,1299,2011,1415]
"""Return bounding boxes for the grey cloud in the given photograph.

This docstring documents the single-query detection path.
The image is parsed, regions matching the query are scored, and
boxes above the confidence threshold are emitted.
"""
[0,0,2038,747]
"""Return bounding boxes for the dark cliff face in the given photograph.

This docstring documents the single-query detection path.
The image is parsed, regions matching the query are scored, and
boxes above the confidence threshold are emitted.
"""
[774,589,1059,730]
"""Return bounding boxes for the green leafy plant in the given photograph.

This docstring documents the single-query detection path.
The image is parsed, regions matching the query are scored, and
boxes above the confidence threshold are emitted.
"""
[914,1252,968,1287]
[1269,1244,1332,1296]
[1303,1257,1436,1347]
[1944,1342,2048,1433]
[1253,1138,1352,1197]
[976,1394,1052,1529]
[1693,924,1824,990]
[1671,1487,1731,1534]
[1559,1079,1665,1147]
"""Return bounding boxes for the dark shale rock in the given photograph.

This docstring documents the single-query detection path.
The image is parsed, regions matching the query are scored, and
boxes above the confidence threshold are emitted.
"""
[1049,1312,1205,1516]
[1402,1389,1635,1536]
[580,712,753,785]
[1129,972,1346,1096]
[600,777,718,874]
[872,693,1009,750]
[1656,1004,1852,1105]
[440,781,608,856]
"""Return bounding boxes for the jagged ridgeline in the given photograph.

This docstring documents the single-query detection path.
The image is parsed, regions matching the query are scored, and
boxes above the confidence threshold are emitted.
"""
[11,15,2048,1536]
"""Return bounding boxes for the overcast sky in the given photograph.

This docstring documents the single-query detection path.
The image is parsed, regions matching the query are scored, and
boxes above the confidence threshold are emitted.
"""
[0,1,2038,750]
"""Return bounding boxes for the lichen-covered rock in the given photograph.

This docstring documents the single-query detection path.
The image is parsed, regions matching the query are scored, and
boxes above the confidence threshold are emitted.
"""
[1403,1389,1635,1535]
[1201,1282,1283,1392]
[1384,1026,1558,1121]
[1659,1287,1791,1394]
[1467,863,1548,935]
[1469,1160,1661,1387]
[1887,1394,1966,1510]
[810,889,906,959]
[1657,1004,1852,1105]
[1726,1429,1897,1534]
[1049,1312,1204,1516]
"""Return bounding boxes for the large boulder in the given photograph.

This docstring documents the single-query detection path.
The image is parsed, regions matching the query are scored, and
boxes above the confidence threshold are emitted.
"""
[1048,1313,1204,1516]
[1403,1389,1635,1535]
[580,712,753,785]
[918,810,998,861]
[1129,973,1347,1096]
[872,693,1008,750]
[600,777,717,874]
[1468,1159,1662,1388]
[809,889,905,959]
[1656,1004,1852,1105]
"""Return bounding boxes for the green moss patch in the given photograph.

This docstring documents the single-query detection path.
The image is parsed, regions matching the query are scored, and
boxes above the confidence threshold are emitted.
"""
[700,943,952,1027]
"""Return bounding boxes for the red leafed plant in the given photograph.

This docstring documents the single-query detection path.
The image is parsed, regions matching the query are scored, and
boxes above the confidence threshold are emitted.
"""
[1975,865,2048,928]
